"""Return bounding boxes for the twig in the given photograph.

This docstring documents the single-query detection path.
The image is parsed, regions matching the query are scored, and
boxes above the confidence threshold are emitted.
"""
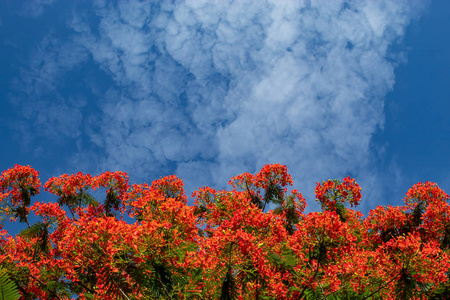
[119,287,131,300]
[361,269,403,300]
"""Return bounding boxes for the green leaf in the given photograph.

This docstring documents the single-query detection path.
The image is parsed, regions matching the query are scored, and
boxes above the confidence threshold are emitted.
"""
[267,248,297,269]
[0,269,20,300]
[395,267,416,300]
[105,191,120,216]
[302,288,323,300]
[235,259,265,297]
[79,191,99,207]
[12,206,29,224]
[58,188,99,209]
[250,194,264,210]
[264,183,284,205]
[18,221,49,253]
[18,221,46,238]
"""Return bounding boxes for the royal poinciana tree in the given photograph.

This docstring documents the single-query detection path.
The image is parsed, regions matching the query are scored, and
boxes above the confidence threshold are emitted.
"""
[0,164,449,299]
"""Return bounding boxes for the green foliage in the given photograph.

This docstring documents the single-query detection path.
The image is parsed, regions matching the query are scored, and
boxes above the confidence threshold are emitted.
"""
[302,288,326,300]
[441,224,450,250]
[235,260,265,297]
[220,268,237,300]
[273,194,301,235]
[267,248,297,270]
[264,183,284,207]
[394,267,416,300]
[250,193,264,211]
[0,269,20,300]
[57,188,98,210]
[430,282,450,300]
[19,221,49,254]
[104,190,120,216]
[387,266,432,300]
[410,201,425,229]
[12,206,29,224]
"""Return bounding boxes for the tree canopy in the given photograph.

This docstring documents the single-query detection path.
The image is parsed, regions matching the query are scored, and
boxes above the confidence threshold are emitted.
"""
[0,164,449,299]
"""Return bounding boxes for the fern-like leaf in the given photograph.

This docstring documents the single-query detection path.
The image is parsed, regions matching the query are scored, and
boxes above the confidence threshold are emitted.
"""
[18,221,49,254]
[0,269,20,300]
[104,191,120,216]
[264,184,284,205]
[395,267,416,300]
[79,191,98,207]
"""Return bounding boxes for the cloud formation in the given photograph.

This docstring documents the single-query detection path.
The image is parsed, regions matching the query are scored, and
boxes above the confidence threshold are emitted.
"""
[12,0,426,205]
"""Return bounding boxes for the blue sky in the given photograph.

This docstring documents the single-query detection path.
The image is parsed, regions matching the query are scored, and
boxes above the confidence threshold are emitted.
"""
[0,0,448,219]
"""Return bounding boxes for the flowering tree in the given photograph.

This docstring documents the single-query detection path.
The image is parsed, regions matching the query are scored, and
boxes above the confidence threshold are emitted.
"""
[0,164,449,299]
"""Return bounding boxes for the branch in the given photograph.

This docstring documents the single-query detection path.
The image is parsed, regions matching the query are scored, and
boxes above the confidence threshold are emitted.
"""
[361,269,403,300]
[296,261,321,300]
[29,273,62,300]
[119,287,131,300]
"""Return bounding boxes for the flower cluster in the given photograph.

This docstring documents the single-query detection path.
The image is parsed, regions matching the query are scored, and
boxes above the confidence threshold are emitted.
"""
[94,171,129,198]
[315,176,362,209]
[44,172,94,197]
[0,164,448,299]
[0,164,40,205]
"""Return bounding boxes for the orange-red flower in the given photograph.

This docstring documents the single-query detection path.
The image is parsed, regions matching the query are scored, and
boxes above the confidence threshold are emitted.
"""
[0,164,448,299]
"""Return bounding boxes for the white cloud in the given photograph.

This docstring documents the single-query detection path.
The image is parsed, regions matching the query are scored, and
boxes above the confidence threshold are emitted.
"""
[20,0,58,18]
[13,0,427,206]
[10,34,89,145]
